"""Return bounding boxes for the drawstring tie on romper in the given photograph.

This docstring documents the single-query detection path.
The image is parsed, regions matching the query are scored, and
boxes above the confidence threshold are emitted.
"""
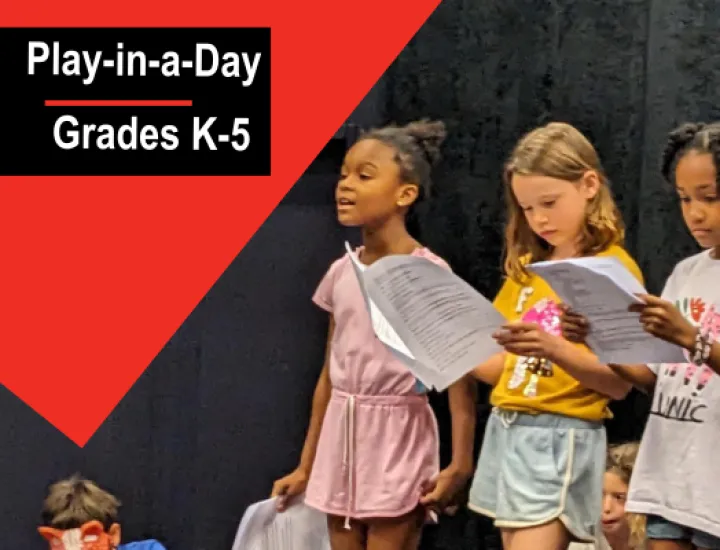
[341,394,356,530]
[335,389,428,530]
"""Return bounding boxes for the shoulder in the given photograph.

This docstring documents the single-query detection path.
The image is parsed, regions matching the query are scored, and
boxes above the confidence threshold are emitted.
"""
[599,244,644,284]
[670,249,712,280]
[319,253,351,283]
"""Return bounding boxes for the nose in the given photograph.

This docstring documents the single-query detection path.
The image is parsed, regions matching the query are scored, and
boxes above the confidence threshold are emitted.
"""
[688,200,706,223]
[602,494,613,514]
[530,210,549,227]
[337,177,353,194]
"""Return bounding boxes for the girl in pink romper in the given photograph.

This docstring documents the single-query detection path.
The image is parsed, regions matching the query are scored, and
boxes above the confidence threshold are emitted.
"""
[271,120,476,550]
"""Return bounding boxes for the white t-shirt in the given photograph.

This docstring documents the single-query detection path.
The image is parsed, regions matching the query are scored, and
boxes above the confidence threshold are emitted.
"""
[626,249,720,537]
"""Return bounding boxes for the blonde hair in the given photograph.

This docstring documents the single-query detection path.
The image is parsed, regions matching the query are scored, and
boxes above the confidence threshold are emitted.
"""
[606,442,645,550]
[41,474,121,530]
[503,122,625,283]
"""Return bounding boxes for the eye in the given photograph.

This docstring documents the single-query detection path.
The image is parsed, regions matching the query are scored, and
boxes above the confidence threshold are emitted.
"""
[677,195,690,203]
[704,195,718,203]
[359,172,373,181]
[540,200,556,208]
[521,206,532,212]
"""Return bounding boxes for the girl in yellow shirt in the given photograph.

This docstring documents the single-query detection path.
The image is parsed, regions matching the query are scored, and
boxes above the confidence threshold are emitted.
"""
[467,122,643,550]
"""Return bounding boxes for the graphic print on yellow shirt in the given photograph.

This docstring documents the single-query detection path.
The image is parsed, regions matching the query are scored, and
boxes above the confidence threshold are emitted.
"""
[507,297,562,397]
[491,245,644,421]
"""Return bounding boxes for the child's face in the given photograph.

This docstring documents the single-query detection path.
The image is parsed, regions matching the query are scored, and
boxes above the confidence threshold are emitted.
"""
[511,171,599,256]
[336,139,418,228]
[601,471,629,538]
[675,152,720,249]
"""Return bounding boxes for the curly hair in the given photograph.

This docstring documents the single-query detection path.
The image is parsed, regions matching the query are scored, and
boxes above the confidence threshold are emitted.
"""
[660,121,720,187]
[606,442,645,550]
[503,122,625,283]
[41,474,121,531]
[359,119,447,203]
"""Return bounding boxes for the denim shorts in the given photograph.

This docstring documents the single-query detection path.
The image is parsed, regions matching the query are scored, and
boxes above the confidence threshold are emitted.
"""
[646,514,720,549]
[468,408,606,543]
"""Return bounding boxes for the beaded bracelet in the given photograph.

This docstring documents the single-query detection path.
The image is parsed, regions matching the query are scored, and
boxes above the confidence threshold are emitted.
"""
[691,327,712,366]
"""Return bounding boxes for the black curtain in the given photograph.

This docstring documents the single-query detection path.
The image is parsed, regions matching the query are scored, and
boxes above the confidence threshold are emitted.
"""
[3,1,720,549]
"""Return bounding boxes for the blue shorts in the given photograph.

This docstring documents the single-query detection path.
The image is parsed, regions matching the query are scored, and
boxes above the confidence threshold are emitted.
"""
[468,408,606,543]
[647,514,720,549]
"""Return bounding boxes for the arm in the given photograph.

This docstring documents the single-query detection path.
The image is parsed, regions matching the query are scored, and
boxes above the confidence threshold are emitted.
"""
[271,317,335,506]
[446,375,476,478]
[297,317,335,475]
[419,375,477,509]
[608,363,656,395]
[471,352,505,386]
[547,338,631,400]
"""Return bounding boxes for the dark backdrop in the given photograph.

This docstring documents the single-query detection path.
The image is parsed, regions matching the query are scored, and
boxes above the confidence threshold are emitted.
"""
[2,1,720,548]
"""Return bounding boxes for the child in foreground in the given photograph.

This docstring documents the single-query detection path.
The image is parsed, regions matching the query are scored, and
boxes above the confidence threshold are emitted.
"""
[271,120,476,550]
[38,474,165,550]
[563,122,720,550]
[469,122,643,550]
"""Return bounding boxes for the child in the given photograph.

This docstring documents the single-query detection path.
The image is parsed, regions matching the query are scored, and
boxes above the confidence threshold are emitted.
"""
[570,442,646,550]
[270,120,476,550]
[468,122,643,550]
[564,122,720,550]
[37,474,165,550]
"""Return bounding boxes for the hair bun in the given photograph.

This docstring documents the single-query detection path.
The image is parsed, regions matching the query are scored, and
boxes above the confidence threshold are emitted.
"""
[660,122,706,181]
[404,119,447,166]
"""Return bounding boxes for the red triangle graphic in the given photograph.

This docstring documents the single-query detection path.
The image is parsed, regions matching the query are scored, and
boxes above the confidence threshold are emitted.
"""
[0,0,442,446]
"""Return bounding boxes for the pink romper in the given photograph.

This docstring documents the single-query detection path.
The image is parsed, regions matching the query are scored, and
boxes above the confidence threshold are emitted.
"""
[304,246,445,523]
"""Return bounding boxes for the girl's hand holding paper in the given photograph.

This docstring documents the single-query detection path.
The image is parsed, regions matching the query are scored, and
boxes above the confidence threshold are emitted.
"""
[629,294,697,350]
[558,304,590,344]
[492,322,561,359]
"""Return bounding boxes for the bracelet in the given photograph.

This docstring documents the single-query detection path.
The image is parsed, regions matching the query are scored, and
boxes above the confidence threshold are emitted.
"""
[692,327,712,366]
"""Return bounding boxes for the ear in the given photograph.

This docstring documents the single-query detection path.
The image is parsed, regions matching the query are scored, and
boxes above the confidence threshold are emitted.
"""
[396,183,419,208]
[38,526,63,542]
[108,523,121,547]
[580,170,600,200]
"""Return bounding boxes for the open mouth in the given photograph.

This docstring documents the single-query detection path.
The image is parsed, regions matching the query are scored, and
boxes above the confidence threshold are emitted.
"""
[337,198,355,207]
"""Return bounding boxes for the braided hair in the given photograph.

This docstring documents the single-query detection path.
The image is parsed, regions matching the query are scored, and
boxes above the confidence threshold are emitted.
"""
[660,122,720,187]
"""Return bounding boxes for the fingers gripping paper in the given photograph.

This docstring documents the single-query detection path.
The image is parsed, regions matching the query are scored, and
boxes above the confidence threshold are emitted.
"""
[345,242,505,391]
[527,256,686,365]
[231,497,330,550]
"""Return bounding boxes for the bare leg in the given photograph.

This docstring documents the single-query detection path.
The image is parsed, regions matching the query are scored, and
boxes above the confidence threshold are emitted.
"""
[366,508,425,550]
[328,515,367,550]
[500,520,570,550]
[647,541,693,550]
[501,530,514,550]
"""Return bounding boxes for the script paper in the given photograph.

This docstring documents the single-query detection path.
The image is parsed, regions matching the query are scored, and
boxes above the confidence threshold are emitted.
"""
[345,243,442,389]
[527,257,686,364]
[346,242,506,390]
[231,497,330,550]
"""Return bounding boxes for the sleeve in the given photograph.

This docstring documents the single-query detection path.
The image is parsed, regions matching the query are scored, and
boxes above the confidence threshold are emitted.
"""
[614,248,645,286]
[492,277,519,319]
[312,257,344,313]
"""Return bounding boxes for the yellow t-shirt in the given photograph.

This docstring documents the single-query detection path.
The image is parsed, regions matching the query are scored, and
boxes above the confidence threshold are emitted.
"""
[490,245,644,421]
